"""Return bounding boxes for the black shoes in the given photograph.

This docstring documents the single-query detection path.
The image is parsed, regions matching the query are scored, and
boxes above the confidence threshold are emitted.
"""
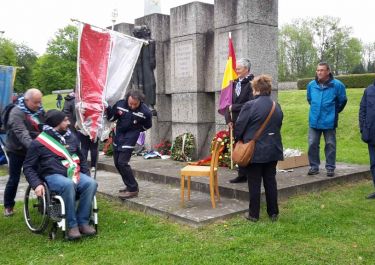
[270,214,278,222]
[229,176,247,183]
[366,192,375,199]
[307,168,319,175]
[326,169,335,177]
[245,213,258,222]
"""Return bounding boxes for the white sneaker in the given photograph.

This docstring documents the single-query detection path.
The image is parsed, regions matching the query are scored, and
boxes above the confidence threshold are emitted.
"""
[91,167,96,173]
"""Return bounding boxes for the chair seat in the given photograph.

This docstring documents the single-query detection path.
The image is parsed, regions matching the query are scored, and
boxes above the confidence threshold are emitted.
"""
[181,165,217,176]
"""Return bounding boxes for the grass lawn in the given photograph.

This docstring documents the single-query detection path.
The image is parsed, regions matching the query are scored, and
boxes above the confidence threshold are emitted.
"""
[0,89,372,264]
[279,88,369,165]
[1,181,375,264]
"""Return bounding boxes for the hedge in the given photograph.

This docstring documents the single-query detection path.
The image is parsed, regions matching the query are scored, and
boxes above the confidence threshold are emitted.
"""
[297,73,375,90]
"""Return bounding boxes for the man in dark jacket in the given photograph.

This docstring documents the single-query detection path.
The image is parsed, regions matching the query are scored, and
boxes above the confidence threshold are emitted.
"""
[307,62,347,177]
[359,80,375,199]
[23,110,97,240]
[106,89,152,199]
[224,58,254,183]
[3,88,45,217]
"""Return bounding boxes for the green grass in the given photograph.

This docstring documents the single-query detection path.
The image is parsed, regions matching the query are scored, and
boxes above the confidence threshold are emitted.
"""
[1,181,375,264]
[279,88,368,165]
[42,93,68,111]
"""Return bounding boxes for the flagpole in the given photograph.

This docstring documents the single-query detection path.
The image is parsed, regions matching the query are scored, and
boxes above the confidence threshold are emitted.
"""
[230,110,234,170]
[70,18,148,44]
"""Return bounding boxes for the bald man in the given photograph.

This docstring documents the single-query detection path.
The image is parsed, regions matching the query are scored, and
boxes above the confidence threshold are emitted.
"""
[3,88,45,217]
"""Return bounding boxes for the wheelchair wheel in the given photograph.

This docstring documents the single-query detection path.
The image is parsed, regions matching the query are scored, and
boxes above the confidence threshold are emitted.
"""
[23,184,50,233]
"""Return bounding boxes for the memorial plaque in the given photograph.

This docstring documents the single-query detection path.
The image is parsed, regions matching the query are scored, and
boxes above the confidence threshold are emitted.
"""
[174,40,193,78]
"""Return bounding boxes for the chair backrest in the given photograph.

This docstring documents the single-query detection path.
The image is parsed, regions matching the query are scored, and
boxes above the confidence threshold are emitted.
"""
[210,139,222,174]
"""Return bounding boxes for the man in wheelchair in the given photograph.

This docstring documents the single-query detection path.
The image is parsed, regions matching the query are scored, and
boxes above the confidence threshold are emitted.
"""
[23,110,98,240]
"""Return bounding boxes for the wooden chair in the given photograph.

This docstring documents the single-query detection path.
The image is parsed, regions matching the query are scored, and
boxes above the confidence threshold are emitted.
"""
[180,139,222,208]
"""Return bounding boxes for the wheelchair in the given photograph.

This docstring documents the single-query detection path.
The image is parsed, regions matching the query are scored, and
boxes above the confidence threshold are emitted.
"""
[23,183,98,240]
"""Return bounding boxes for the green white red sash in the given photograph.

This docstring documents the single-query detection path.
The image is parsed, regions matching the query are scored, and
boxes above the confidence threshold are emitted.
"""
[36,132,80,183]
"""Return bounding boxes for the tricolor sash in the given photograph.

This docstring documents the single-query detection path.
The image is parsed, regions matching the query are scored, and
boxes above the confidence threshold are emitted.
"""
[36,132,80,183]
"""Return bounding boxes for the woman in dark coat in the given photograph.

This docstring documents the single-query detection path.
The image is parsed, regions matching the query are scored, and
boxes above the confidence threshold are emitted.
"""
[234,75,284,222]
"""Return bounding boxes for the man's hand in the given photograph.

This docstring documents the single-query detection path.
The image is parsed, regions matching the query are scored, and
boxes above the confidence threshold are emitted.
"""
[228,122,233,130]
[35,184,45,197]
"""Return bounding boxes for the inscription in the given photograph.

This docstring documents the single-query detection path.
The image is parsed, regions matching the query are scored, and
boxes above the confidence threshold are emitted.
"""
[174,40,193,78]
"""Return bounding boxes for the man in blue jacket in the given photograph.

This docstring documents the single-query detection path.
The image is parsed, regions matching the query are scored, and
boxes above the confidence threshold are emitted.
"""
[359,80,375,199]
[307,62,347,177]
[107,89,152,199]
[23,110,97,240]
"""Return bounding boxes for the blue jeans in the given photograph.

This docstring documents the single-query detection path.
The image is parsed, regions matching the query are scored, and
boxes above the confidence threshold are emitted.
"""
[45,173,97,229]
[368,144,375,186]
[308,128,336,171]
[4,152,25,208]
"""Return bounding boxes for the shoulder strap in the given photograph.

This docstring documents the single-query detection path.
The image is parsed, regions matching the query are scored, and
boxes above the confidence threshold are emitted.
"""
[253,101,276,141]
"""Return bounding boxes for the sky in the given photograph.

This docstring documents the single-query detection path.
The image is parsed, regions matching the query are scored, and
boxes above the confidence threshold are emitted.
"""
[1,0,374,55]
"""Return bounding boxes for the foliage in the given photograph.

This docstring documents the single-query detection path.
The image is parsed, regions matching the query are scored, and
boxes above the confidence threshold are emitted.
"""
[14,43,38,92]
[171,133,195,162]
[279,88,369,165]
[31,25,78,94]
[154,140,172,155]
[297,73,375,89]
[0,38,17,66]
[1,181,375,264]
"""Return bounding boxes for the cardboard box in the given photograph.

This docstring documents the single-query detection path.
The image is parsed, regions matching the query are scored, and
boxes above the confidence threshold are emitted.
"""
[277,154,309,170]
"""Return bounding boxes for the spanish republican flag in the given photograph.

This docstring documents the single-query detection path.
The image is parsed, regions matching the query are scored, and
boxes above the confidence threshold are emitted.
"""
[218,34,237,115]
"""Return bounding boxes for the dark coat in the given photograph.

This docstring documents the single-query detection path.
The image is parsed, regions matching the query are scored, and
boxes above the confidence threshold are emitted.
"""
[23,130,90,189]
[5,106,45,155]
[359,81,375,145]
[62,94,77,132]
[234,95,284,164]
[106,99,152,151]
[131,40,156,106]
[224,74,254,124]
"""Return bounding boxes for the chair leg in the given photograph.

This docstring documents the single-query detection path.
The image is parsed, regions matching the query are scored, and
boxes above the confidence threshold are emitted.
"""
[187,176,191,201]
[214,173,220,202]
[180,175,185,207]
[209,175,216,208]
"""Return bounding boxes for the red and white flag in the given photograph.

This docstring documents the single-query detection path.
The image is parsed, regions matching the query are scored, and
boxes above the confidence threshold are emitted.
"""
[76,23,145,141]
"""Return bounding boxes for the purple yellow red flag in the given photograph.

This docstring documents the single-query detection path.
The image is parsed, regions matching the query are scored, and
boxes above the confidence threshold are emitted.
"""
[218,33,237,115]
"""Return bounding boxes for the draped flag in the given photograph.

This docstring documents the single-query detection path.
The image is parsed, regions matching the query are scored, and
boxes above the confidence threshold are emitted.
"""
[218,34,237,115]
[0,65,16,112]
[76,23,145,141]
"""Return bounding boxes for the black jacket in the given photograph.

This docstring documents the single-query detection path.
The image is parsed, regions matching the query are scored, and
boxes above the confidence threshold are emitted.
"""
[235,95,284,163]
[106,99,152,151]
[23,130,90,189]
[359,80,375,145]
[62,94,77,132]
[224,74,254,124]
[5,106,45,155]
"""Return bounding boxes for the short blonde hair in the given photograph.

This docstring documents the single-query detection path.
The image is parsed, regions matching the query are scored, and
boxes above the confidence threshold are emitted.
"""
[252,75,272,95]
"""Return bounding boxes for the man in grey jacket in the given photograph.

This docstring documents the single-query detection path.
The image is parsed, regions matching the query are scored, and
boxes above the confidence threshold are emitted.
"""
[3,88,45,216]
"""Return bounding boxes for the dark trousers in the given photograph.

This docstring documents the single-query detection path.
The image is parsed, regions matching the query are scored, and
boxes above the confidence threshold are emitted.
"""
[113,149,138,192]
[4,152,25,208]
[246,161,279,219]
[368,144,375,186]
[78,132,98,167]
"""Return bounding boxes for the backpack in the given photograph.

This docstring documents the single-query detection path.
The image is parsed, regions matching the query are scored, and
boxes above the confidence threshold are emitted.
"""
[0,103,16,131]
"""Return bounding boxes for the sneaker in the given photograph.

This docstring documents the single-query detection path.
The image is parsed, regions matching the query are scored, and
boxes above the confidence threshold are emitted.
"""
[4,207,14,217]
[91,167,96,173]
[366,192,375,199]
[326,169,335,177]
[307,168,319,175]
[67,227,82,240]
[79,224,96,236]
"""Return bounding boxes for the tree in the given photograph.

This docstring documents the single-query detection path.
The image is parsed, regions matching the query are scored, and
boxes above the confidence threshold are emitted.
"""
[14,44,38,92]
[278,20,317,81]
[362,42,375,72]
[0,38,17,66]
[32,25,78,94]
